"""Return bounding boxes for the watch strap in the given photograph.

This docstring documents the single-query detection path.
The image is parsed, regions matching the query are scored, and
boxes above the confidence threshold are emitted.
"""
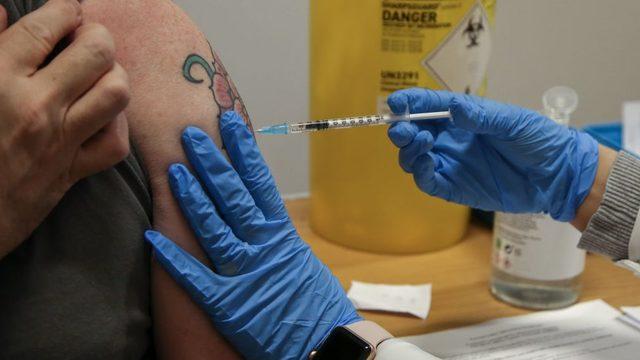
[344,321,393,348]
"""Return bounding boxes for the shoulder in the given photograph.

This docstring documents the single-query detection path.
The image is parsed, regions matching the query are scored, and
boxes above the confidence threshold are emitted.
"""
[81,0,220,179]
[81,0,202,43]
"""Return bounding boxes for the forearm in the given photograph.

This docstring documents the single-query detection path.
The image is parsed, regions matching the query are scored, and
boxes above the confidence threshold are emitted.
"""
[82,0,243,358]
[571,145,617,231]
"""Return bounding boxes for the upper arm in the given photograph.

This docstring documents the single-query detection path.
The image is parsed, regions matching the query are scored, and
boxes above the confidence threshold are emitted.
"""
[81,1,247,358]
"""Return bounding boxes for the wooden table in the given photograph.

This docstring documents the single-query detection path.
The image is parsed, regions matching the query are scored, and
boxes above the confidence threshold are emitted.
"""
[286,198,640,337]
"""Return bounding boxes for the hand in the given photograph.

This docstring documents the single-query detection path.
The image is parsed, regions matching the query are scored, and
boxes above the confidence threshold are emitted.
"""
[387,88,599,221]
[0,0,130,257]
[145,112,361,360]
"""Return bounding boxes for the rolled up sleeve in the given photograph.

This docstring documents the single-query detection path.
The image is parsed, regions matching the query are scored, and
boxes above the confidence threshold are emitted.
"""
[580,151,640,261]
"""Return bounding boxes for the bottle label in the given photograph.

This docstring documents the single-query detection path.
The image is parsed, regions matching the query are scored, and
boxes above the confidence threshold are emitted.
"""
[493,213,585,281]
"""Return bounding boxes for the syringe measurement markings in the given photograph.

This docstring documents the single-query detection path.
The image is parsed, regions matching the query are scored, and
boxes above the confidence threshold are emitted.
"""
[328,115,383,129]
[287,115,392,133]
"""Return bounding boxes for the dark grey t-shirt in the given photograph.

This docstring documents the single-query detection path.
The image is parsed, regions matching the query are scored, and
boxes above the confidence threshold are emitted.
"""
[0,1,154,358]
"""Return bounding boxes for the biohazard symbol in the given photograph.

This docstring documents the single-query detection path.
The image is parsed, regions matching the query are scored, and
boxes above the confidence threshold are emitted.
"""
[462,15,485,48]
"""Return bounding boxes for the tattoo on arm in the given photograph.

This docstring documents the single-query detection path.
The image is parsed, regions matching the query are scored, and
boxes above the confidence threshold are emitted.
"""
[182,42,252,131]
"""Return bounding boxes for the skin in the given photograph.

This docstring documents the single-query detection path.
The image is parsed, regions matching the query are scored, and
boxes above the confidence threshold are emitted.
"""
[0,0,616,357]
[81,0,243,358]
[0,0,130,259]
[76,0,618,352]
[571,145,618,232]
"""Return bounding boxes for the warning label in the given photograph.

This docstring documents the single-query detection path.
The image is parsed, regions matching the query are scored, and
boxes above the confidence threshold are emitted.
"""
[381,1,453,54]
[377,0,493,110]
[423,2,491,94]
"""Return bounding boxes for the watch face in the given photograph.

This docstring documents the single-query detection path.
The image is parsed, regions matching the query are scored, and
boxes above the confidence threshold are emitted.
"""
[314,327,372,360]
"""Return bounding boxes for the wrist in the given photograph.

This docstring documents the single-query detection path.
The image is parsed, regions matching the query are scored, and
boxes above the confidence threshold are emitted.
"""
[310,320,393,359]
[345,320,393,345]
[571,145,617,231]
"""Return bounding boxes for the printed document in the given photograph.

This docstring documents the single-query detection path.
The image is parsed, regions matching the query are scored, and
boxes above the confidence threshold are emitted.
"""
[400,300,640,359]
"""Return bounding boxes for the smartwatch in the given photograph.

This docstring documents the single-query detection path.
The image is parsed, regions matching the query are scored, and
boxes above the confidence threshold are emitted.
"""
[309,321,393,360]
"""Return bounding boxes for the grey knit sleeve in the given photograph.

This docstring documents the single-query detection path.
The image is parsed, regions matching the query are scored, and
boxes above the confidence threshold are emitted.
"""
[579,151,640,260]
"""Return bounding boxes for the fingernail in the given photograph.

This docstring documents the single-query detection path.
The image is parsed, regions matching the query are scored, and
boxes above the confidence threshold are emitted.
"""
[144,230,161,245]
[182,126,207,145]
[220,111,245,133]
[183,127,216,160]
[388,93,408,114]
[144,230,172,254]
[168,163,184,180]
[168,163,189,195]
[388,122,414,148]
[221,111,238,123]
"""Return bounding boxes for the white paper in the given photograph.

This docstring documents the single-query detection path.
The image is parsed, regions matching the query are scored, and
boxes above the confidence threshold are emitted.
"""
[616,260,640,278]
[618,315,640,332]
[401,300,640,359]
[621,306,640,323]
[347,281,431,319]
[623,101,640,155]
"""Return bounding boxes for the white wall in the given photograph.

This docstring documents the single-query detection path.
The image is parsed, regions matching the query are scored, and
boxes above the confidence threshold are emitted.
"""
[488,0,640,124]
[176,0,640,196]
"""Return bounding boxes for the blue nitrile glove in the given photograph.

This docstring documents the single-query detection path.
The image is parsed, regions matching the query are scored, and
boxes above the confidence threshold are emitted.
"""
[145,111,361,360]
[387,88,600,221]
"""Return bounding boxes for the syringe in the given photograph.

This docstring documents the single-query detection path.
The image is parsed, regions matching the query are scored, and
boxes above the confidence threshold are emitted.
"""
[256,111,451,135]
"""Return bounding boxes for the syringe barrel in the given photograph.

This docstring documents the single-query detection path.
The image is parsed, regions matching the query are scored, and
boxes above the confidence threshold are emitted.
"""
[326,115,384,129]
[289,121,329,133]
[290,115,385,133]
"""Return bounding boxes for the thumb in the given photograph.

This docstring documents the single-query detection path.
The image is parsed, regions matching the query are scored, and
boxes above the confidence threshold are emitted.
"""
[388,88,455,115]
[449,97,500,135]
[387,90,410,115]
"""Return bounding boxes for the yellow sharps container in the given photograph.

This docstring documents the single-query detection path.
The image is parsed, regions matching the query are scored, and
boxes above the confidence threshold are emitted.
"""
[310,0,496,254]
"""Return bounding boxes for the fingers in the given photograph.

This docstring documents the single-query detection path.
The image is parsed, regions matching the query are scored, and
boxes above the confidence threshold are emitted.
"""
[413,154,450,199]
[0,5,9,32]
[145,230,221,305]
[398,131,434,173]
[389,88,499,135]
[387,88,456,114]
[168,163,248,275]
[219,111,287,220]
[388,121,419,148]
[388,121,436,173]
[0,0,81,73]
[37,23,116,105]
[70,113,129,180]
[388,120,446,198]
[181,126,266,241]
[449,97,492,134]
[65,62,130,143]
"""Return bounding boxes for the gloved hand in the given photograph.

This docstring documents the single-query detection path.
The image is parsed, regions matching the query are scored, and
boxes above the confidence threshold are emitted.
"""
[145,111,361,360]
[387,88,599,221]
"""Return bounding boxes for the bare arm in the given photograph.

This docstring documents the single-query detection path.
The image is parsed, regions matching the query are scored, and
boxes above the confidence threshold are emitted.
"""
[82,0,247,358]
[571,145,617,231]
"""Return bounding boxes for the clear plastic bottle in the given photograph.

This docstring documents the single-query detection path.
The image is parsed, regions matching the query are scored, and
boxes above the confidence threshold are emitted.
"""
[490,86,585,310]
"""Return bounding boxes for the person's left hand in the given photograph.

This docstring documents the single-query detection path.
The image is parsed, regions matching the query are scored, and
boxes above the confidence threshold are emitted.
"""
[145,111,361,360]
